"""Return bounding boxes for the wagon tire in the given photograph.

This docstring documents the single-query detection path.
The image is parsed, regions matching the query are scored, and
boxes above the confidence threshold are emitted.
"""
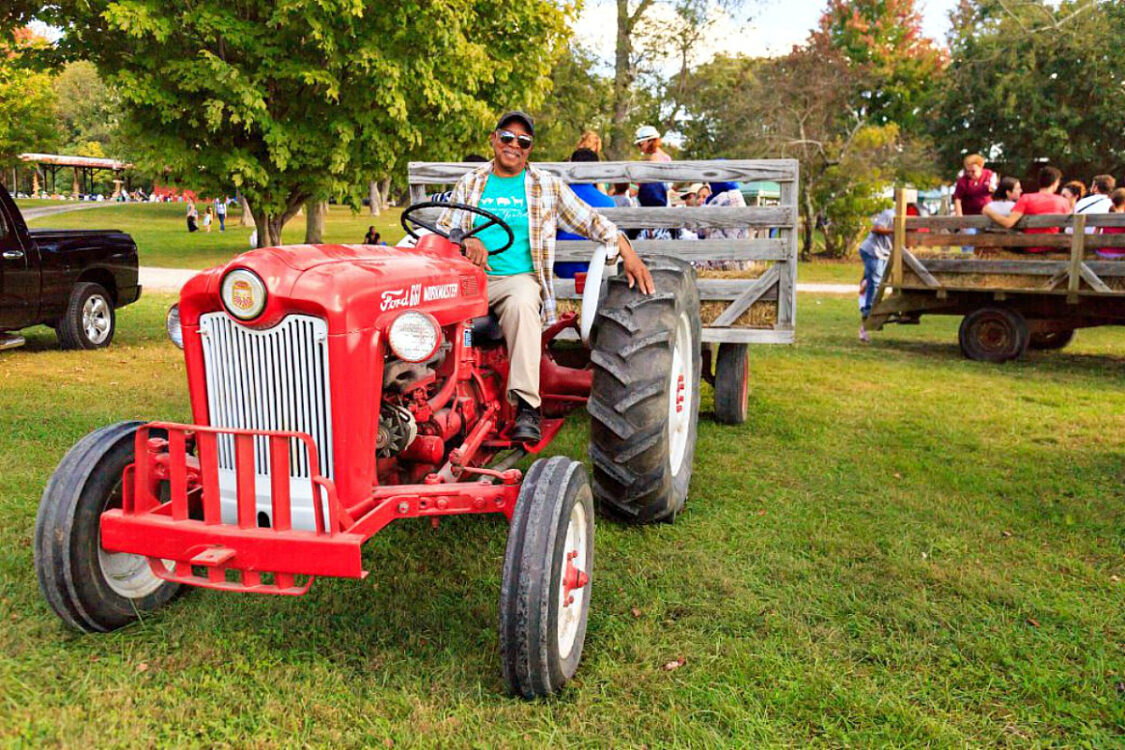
[500,456,594,699]
[56,282,115,350]
[1029,328,1075,351]
[34,421,181,633]
[588,256,701,523]
[712,343,749,424]
[958,307,1029,363]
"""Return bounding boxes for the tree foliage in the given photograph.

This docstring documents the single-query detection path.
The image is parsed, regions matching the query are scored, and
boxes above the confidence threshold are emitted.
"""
[0,29,59,169]
[810,0,945,135]
[933,0,1125,180]
[532,45,614,161]
[47,0,571,245]
[52,61,123,158]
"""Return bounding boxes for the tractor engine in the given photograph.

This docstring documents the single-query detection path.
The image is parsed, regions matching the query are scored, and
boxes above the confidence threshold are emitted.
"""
[174,237,491,528]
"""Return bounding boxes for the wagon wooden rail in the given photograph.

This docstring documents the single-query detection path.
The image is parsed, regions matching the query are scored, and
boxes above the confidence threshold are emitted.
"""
[408,159,800,345]
[867,188,1125,361]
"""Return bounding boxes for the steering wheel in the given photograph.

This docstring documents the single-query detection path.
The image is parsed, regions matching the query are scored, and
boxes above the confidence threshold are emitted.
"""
[400,201,515,256]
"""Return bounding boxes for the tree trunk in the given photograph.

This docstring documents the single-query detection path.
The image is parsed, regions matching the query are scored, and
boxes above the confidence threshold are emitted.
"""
[802,191,816,260]
[368,180,381,216]
[239,194,252,226]
[251,193,307,248]
[305,200,327,243]
[380,178,392,209]
[608,0,637,160]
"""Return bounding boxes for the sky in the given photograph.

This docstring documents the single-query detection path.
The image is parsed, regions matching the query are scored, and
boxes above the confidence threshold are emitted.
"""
[574,0,961,67]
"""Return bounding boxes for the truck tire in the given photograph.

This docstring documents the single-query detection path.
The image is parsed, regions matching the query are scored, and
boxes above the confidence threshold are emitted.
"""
[588,256,701,524]
[56,282,115,350]
[958,307,1028,363]
[35,421,181,633]
[1029,329,1075,351]
[713,343,749,424]
[500,456,594,699]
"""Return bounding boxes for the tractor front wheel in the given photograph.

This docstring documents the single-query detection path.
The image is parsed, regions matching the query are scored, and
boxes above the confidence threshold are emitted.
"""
[500,456,594,699]
[35,421,181,632]
[588,256,702,523]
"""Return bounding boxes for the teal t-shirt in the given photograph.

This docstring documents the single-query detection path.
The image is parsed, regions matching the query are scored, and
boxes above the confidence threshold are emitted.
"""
[474,171,533,276]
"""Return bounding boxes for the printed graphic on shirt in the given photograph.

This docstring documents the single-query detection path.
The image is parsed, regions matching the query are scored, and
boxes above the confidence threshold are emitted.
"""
[475,171,533,276]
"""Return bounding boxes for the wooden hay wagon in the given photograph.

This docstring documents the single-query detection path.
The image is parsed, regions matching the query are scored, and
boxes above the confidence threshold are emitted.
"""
[409,159,799,421]
[867,189,1125,362]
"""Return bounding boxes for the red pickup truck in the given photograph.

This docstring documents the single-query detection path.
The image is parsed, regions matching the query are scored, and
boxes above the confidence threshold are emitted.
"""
[0,185,141,350]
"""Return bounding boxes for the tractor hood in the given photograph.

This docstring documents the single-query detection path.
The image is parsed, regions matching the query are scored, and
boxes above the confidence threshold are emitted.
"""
[178,241,489,332]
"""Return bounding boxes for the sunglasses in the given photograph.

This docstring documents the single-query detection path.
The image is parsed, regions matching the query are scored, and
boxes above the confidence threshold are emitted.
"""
[497,130,533,150]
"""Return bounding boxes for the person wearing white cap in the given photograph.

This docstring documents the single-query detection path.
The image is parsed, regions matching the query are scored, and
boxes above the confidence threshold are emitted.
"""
[634,125,671,163]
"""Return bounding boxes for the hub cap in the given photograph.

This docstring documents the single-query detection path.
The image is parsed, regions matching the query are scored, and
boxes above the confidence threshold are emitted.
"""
[557,501,589,660]
[82,295,112,345]
[667,312,693,474]
[97,477,167,599]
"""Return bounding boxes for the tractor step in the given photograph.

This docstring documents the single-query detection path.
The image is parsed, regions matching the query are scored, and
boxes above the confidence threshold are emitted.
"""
[0,334,26,351]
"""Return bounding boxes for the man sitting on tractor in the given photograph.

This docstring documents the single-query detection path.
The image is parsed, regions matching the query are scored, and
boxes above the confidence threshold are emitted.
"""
[438,111,654,443]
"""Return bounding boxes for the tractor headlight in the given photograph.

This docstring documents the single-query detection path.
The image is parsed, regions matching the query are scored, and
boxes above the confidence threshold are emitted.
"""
[220,269,267,320]
[388,311,441,362]
[165,303,184,349]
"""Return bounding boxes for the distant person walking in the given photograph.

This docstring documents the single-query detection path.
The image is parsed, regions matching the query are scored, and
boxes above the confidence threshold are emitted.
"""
[186,202,199,233]
[215,197,227,231]
[202,205,213,233]
[858,206,896,342]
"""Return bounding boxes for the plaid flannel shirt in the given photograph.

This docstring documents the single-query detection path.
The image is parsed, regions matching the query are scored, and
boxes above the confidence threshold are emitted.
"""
[436,161,622,324]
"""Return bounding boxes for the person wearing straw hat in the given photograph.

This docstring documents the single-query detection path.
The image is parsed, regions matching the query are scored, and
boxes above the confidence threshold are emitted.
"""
[634,125,671,163]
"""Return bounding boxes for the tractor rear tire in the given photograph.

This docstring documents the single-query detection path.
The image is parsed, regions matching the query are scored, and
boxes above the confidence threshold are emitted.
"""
[958,307,1029,363]
[588,256,702,524]
[35,421,181,633]
[713,343,749,424]
[500,456,594,699]
[1029,329,1075,351]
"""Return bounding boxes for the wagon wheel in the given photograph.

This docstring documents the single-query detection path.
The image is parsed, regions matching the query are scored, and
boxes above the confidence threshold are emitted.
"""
[712,343,750,424]
[958,307,1029,363]
[35,421,182,632]
[499,456,594,699]
[1029,329,1075,351]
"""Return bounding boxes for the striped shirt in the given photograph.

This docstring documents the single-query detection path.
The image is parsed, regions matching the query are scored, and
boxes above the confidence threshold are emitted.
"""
[437,161,622,324]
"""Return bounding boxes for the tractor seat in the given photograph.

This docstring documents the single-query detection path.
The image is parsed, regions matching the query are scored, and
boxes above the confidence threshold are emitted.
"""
[470,312,505,347]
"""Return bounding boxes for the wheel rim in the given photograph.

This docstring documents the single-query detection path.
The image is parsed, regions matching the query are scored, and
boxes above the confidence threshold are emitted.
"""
[82,294,112,345]
[96,477,167,599]
[667,312,693,474]
[557,501,589,660]
[975,315,1013,355]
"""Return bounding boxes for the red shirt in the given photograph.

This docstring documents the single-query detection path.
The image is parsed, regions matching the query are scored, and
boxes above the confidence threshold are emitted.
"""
[1011,192,1072,253]
[953,169,995,215]
[1098,224,1125,258]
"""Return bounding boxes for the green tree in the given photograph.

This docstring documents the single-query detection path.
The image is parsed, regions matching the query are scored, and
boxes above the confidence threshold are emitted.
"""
[0,29,58,169]
[49,0,571,245]
[52,61,123,157]
[810,0,946,136]
[533,45,614,161]
[933,0,1125,180]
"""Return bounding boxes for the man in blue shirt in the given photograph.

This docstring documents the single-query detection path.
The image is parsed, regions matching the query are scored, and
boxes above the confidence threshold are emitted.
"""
[556,147,616,278]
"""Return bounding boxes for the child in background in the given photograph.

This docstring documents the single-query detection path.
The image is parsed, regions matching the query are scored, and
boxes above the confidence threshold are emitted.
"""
[202,205,213,233]
[1096,188,1125,259]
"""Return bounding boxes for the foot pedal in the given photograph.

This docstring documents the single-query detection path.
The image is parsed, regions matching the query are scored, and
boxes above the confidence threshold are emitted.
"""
[0,334,26,351]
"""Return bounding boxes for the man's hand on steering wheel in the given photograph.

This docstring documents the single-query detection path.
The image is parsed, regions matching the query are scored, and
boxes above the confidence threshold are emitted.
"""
[463,237,492,271]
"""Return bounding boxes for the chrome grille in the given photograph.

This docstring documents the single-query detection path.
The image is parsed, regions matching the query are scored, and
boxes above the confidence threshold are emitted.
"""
[199,313,334,479]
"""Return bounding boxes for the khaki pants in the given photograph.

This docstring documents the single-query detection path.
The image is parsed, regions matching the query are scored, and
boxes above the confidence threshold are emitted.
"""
[488,273,542,409]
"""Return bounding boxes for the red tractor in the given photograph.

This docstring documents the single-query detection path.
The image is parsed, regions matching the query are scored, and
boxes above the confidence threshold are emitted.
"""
[34,203,702,698]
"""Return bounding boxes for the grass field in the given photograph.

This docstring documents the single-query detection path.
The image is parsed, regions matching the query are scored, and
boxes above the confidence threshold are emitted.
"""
[24,202,406,269]
[2,294,1123,746]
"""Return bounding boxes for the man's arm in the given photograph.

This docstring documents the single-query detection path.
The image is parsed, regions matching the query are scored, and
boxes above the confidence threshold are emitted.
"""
[989,209,1023,230]
[953,198,964,217]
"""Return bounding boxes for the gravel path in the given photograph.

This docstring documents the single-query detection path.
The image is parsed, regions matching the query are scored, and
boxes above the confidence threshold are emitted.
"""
[21,202,121,222]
